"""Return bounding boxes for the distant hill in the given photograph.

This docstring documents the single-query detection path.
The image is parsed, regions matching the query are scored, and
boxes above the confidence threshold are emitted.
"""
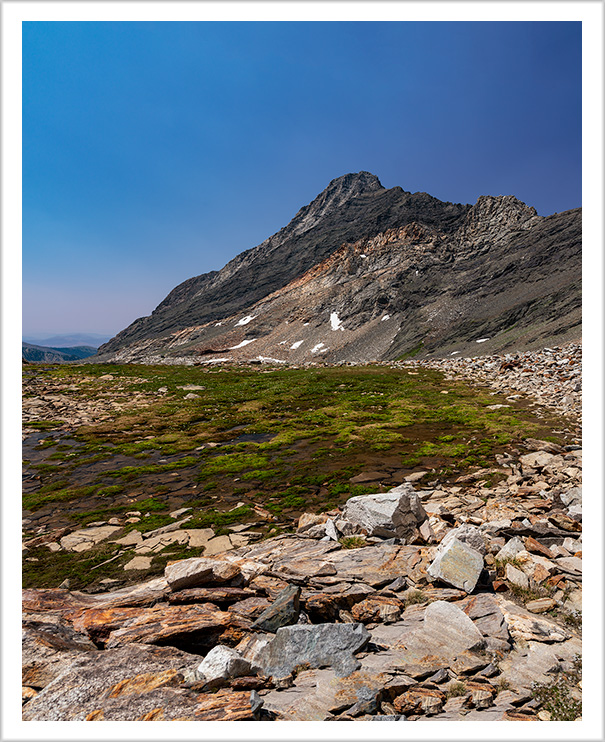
[22,333,111,348]
[22,343,98,363]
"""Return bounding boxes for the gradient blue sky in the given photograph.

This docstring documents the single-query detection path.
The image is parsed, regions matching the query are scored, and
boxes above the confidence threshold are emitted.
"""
[22,21,582,337]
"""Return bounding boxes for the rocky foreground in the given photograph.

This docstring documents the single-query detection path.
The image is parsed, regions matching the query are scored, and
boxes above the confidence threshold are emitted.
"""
[22,440,582,721]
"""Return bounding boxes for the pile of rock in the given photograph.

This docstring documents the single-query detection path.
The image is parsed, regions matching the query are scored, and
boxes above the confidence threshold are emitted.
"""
[400,342,581,423]
[21,440,581,721]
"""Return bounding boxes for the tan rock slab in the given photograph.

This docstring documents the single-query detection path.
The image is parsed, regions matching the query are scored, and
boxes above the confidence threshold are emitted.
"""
[497,598,571,642]
[60,526,122,552]
[203,535,234,556]
[183,528,215,547]
[114,530,143,546]
[134,531,189,554]
[124,556,152,571]
[164,557,241,591]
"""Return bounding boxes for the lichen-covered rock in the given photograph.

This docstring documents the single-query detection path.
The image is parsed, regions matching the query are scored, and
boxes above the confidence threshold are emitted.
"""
[256,622,370,679]
[21,644,204,720]
[427,537,484,593]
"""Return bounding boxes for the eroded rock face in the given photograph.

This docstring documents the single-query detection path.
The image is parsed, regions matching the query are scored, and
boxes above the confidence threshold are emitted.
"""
[21,644,204,721]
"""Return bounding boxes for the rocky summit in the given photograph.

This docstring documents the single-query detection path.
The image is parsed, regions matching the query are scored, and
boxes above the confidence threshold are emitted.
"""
[96,172,580,365]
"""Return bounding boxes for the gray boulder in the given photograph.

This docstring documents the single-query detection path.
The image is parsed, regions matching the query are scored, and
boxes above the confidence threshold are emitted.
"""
[256,623,370,679]
[341,484,427,541]
[427,537,484,593]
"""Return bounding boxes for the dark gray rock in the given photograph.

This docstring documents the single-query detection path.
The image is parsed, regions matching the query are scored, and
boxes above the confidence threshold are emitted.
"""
[256,623,370,679]
[251,584,301,633]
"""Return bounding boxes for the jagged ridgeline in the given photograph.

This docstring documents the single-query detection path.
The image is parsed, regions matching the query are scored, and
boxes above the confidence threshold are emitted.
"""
[97,172,580,364]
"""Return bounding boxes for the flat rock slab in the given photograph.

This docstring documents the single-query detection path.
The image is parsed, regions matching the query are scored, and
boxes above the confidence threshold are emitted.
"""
[497,598,571,643]
[22,644,204,720]
[368,601,485,678]
[322,545,429,588]
[102,602,250,651]
[59,526,122,552]
[260,666,391,721]
[498,637,582,692]
[123,556,152,571]
[257,622,370,679]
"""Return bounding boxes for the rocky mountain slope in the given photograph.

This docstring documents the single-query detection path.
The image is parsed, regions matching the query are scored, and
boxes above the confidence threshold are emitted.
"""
[97,172,580,365]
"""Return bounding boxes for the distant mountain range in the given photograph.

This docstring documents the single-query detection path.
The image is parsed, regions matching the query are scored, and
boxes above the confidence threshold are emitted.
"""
[22,342,98,363]
[23,333,112,348]
[96,172,580,364]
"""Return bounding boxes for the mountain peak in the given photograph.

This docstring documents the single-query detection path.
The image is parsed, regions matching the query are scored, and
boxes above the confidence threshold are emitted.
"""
[287,172,384,238]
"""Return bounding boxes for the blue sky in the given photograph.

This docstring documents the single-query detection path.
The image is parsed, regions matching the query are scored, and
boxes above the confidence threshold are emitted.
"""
[22,21,582,337]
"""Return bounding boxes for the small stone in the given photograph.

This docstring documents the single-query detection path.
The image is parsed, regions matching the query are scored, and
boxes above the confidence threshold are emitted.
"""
[505,564,529,590]
[525,598,556,614]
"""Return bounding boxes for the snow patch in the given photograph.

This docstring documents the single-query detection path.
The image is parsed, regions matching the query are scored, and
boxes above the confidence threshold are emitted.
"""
[360,254,367,259]
[290,340,304,350]
[279,341,287,345]
[229,339,256,349]
[450,351,461,355]
[330,312,345,331]
[415,270,419,275]
[381,314,391,322]
[257,356,286,364]
[235,315,256,327]
[311,343,326,354]
[303,322,310,326]
[476,338,490,343]
[201,358,231,364]
[215,322,223,327]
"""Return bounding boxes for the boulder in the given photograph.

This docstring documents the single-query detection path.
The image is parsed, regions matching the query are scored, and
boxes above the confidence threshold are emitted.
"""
[251,584,300,633]
[164,557,241,591]
[197,645,252,683]
[341,484,428,541]
[256,623,370,679]
[440,524,487,555]
[427,537,484,593]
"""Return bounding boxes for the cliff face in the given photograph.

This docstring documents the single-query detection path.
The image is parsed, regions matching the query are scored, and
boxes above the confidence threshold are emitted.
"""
[97,173,580,363]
